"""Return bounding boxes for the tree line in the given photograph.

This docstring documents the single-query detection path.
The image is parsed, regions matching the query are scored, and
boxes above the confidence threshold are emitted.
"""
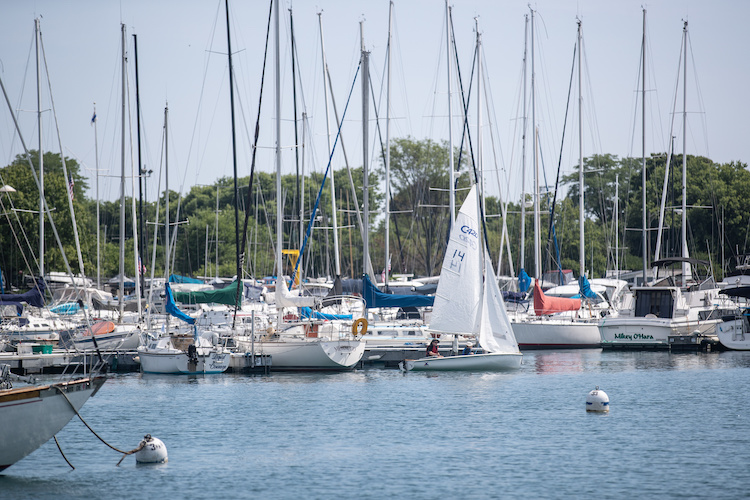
[1,139,748,290]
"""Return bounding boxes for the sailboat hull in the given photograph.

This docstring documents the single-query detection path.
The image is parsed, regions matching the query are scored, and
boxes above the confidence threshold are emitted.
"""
[0,376,106,470]
[404,352,522,371]
[717,318,750,350]
[138,350,230,374]
[239,339,366,371]
[511,318,601,349]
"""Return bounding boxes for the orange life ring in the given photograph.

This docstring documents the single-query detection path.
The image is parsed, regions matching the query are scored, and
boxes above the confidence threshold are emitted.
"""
[351,318,368,337]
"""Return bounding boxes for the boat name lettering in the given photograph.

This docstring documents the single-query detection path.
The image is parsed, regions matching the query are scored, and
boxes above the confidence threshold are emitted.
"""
[614,333,654,340]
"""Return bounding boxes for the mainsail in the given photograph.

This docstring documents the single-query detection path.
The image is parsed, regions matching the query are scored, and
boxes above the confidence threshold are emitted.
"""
[429,186,482,336]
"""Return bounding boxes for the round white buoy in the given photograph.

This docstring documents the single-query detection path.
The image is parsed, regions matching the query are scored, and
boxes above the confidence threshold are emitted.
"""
[135,434,168,464]
[586,386,610,413]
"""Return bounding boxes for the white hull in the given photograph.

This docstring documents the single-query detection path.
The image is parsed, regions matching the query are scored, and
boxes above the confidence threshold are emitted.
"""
[403,352,522,371]
[138,349,230,374]
[0,376,106,470]
[511,318,601,348]
[599,315,722,348]
[238,339,366,370]
[717,319,750,350]
[70,328,140,351]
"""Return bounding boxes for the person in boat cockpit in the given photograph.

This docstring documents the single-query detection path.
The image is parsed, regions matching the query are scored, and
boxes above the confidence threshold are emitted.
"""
[426,338,442,357]
[462,342,474,355]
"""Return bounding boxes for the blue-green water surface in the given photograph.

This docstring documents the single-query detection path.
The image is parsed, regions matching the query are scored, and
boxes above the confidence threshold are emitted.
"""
[3,349,750,499]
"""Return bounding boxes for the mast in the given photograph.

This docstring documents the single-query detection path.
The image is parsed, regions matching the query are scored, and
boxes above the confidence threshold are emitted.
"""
[134,33,145,300]
[577,19,584,279]
[445,0,455,226]
[384,1,393,286]
[93,103,100,289]
[318,12,341,278]
[531,8,541,279]
[641,8,648,284]
[681,20,689,280]
[215,185,220,279]
[225,0,241,299]
[164,105,170,280]
[290,7,301,257]
[118,24,126,319]
[476,18,483,214]
[35,18,44,280]
[361,23,371,278]
[275,0,282,287]
[520,14,528,278]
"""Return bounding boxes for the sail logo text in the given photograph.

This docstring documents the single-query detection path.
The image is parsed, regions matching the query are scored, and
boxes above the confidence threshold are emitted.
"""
[614,333,654,340]
[460,225,478,238]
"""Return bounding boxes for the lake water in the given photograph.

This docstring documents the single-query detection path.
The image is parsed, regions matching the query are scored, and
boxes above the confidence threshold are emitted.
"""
[3,349,750,499]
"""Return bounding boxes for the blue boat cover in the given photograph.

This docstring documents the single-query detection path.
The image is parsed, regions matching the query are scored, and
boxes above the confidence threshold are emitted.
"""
[50,301,82,315]
[0,280,45,311]
[165,283,195,325]
[518,269,531,293]
[578,275,598,299]
[298,307,352,321]
[362,274,434,309]
[169,274,203,284]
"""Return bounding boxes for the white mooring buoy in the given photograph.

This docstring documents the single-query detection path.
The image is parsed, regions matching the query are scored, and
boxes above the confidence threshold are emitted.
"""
[135,434,168,464]
[586,386,610,413]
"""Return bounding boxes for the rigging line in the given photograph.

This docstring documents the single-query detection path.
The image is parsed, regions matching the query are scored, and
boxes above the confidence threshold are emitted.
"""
[5,27,35,165]
[0,73,76,301]
[183,1,223,185]
[368,67,407,273]
[449,7,475,183]
[39,27,86,283]
[236,0,273,285]
[290,63,360,287]
[545,41,575,267]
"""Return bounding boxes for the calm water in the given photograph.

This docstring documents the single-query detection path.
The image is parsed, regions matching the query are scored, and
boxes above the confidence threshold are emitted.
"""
[3,349,750,499]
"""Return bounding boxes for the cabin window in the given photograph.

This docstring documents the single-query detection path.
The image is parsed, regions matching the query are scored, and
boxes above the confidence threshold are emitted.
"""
[634,290,674,318]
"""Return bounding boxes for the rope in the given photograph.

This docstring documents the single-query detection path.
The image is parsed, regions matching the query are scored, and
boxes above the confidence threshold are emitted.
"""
[116,440,146,467]
[54,435,75,470]
[53,383,143,466]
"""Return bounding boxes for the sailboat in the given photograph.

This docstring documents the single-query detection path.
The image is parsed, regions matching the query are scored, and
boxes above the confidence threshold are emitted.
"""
[137,283,230,374]
[403,185,522,371]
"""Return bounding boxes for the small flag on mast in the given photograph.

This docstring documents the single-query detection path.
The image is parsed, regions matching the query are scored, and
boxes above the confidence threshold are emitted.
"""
[91,111,96,125]
[67,174,75,200]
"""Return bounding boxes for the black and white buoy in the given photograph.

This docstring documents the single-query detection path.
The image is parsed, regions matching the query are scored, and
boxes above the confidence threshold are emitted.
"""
[135,434,168,464]
[586,386,610,413]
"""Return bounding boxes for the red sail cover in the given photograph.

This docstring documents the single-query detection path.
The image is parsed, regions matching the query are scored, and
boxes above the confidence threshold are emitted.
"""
[533,280,581,315]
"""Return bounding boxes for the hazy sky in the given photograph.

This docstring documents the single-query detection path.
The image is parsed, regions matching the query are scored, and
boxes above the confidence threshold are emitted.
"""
[1,0,748,208]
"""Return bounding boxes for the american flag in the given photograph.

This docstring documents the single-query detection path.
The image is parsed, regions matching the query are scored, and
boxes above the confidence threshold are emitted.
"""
[138,256,147,275]
[68,174,75,200]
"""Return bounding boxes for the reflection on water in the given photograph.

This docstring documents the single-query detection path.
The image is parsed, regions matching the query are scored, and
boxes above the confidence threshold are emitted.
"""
[5,349,750,499]
[524,348,750,374]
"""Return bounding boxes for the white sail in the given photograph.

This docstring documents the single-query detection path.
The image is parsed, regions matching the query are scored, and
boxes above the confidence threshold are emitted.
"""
[479,253,520,354]
[430,185,482,336]
[275,278,318,308]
